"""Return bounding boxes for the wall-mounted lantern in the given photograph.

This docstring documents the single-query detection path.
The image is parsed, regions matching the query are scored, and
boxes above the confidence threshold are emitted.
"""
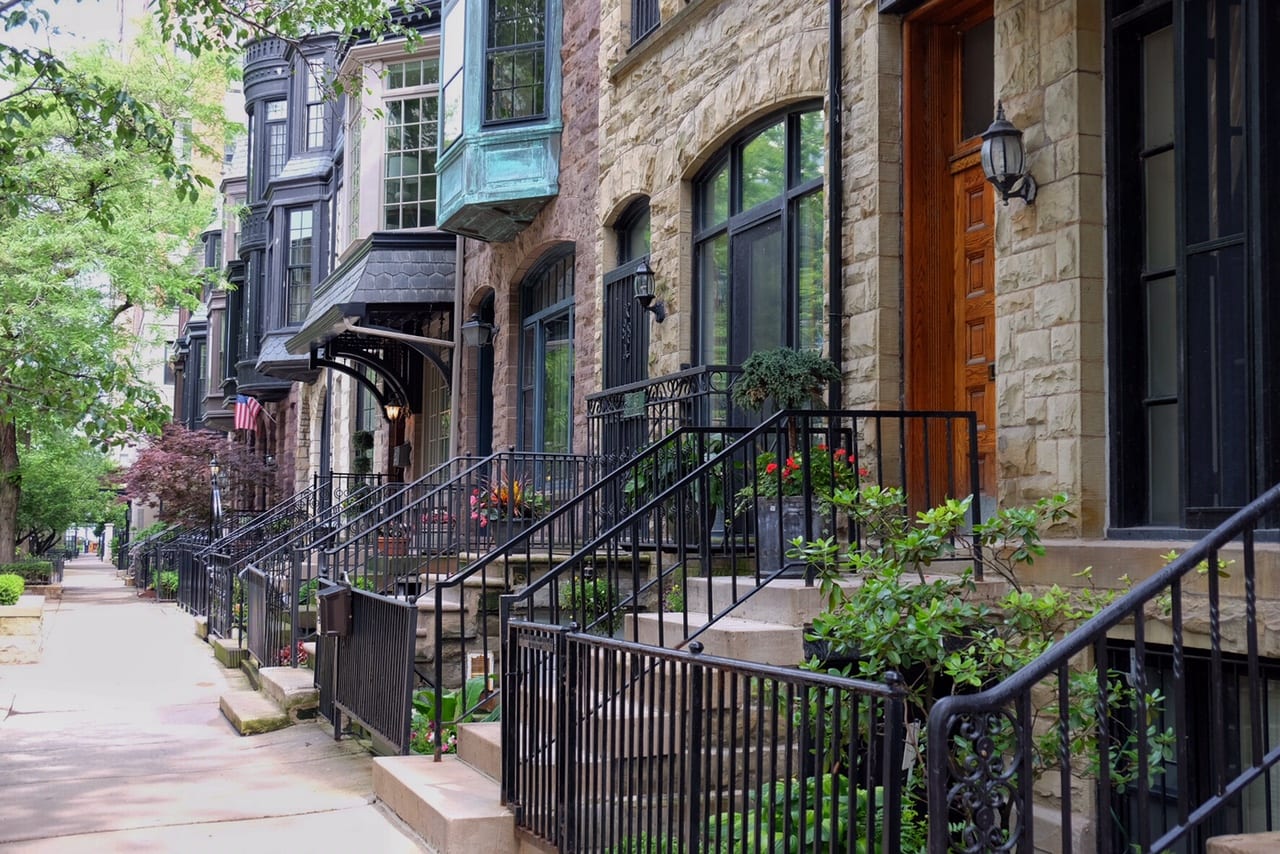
[981,102,1037,205]
[460,313,497,348]
[632,259,666,323]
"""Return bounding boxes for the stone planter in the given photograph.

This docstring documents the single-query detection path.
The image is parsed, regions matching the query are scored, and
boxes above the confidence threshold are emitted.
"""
[0,595,44,663]
[756,496,829,578]
[487,516,535,555]
[377,536,409,556]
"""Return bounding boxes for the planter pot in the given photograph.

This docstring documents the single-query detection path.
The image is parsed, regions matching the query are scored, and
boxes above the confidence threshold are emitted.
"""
[488,517,535,555]
[377,536,409,556]
[756,496,829,579]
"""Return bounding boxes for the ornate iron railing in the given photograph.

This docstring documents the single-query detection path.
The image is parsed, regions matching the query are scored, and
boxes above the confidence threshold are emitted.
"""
[586,365,740,466]
[926,481,1280,853]
[504,621,909,852]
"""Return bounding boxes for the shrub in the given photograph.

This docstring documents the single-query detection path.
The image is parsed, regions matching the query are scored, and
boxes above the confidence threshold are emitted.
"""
[0,561,52,584]
[0,574,24,606]
[157,571,179,598]
[559,576,619,634]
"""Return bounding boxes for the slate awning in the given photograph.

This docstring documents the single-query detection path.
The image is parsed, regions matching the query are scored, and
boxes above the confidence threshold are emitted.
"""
[286,231,456,355]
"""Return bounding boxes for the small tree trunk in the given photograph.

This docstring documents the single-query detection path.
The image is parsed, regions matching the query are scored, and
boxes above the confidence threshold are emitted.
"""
[0,419,19,564]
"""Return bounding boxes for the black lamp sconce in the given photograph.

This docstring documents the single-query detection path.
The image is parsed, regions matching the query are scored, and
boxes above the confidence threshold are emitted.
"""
[460,312,498,348]
[633,259,666,323]
[981,102,1037,205]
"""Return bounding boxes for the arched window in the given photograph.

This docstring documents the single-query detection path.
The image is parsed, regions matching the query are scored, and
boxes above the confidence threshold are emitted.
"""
[603,198,650,389]
[519,248,574,452]
[693,104,824,364]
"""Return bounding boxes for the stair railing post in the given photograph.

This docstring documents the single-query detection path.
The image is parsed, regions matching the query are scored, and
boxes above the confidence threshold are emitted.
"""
[881,670,905,852]
[686,641,706,852]
[290,546,303,665]
[560,624,579,852]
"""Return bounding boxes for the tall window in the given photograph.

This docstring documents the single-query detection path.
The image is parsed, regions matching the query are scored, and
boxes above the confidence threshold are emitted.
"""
[285,209,314,325]
[441,0,466,150]
[520,249,574,453]
[603,199,651,389]
[265,100,288,179]
[694,105,824,366]
[305,63,326,150]
[1108,0,1280,529]
[384,59,439,229]
[485,0,546,123]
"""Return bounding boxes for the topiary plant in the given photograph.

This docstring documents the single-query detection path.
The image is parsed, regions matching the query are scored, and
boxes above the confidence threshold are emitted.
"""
[731,348,840,448]
[0,573,24,606]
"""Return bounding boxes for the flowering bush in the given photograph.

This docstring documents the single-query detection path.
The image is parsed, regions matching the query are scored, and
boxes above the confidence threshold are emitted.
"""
[735,444,867,514]
[409,722,458,755]
[470,474,548,527]
[275,642,310,667]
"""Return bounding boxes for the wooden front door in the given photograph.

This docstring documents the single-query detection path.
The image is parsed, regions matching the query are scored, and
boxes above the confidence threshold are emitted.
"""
[952,151,996,495]
[904,0,997,500]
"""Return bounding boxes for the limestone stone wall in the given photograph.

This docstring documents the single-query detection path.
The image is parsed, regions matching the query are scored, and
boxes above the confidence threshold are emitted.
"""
[599,0,828,379]
[990,0,1105,535]
[461,0,600,453]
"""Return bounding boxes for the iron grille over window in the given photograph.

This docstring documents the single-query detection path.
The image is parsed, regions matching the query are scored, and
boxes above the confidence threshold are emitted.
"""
[630,0,658,46]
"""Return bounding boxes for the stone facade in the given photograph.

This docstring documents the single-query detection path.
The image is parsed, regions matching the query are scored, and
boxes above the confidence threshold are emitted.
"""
[463,0,601,453]
[598,0,1107,536]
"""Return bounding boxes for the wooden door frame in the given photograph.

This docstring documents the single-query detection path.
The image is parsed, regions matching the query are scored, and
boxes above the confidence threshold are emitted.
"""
[902,0,993,412]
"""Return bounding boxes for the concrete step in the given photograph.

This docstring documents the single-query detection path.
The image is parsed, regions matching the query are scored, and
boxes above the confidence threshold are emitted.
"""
[629,611,803,666]
[259,666,319,720]
[373,755,516,853]
[456,721,501,781]
[682,575,861,626]
[219,689,292,735]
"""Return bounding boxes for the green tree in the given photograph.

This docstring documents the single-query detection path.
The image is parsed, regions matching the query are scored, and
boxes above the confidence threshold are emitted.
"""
[17,429,120,555]
[0,31,224,563]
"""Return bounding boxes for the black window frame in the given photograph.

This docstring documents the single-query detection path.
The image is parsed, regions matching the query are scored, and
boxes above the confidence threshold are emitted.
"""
[518,247,575,453]
[483,0,548,127]
[1106,0,1280,533]
[692,102,825,366]
[284,206,315,327]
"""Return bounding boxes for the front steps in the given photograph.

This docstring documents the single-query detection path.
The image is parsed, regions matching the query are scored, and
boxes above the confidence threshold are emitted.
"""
[374,721,518,853]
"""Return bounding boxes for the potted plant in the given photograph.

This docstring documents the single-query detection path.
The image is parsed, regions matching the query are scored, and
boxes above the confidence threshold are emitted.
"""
[470,473,548,553]
[376,520,409,556]
[730,348,842,576]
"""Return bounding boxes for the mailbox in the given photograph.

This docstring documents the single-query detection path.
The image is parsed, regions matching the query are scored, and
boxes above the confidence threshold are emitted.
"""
[317,585,352,637]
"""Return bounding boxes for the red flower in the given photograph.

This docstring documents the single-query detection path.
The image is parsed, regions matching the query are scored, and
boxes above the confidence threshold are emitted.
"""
[765,462,779,475]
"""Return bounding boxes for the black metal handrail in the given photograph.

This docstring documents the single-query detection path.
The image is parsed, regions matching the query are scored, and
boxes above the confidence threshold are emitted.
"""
[504,620,909,852]
[507,409,982,642]
[926,480,1280,853]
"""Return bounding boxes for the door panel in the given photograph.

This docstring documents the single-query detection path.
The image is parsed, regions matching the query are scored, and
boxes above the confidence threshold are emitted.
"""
[952,152,996,495]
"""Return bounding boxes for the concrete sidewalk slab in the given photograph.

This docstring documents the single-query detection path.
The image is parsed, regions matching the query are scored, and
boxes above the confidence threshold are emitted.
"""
[0,555,427,851]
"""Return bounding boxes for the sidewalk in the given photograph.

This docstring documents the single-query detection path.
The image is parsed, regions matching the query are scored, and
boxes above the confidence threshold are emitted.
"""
[0,555,426,852]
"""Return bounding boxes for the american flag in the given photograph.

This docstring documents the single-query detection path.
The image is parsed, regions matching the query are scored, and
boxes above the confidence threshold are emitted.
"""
[234,394,262,431]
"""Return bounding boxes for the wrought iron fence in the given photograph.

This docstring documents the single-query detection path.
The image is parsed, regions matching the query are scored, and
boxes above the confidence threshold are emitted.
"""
[507,409,981,648]
[925,481,1280,853]
[176,534,209,614]
[327,587,418,754]
[503,621,909,852]
[320,452,604,600]
[586,365,740,468]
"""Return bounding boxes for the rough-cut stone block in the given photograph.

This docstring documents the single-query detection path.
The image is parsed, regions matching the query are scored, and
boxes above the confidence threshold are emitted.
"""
[212,637,249,668]
[1207,832,1280,853]
[219,689,292,736]
[373,755,515,853]
[259,666,319,719]
[194,616,209,639]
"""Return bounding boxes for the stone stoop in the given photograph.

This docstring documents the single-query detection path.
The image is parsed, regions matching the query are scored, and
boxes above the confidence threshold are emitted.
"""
[629,611,804,665]
[1208,832,1280,853]
[258,666,319,721]
[457,721,502,780]
[211,636,249,669]
[373,755,517,853]
[219,689,292,736]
